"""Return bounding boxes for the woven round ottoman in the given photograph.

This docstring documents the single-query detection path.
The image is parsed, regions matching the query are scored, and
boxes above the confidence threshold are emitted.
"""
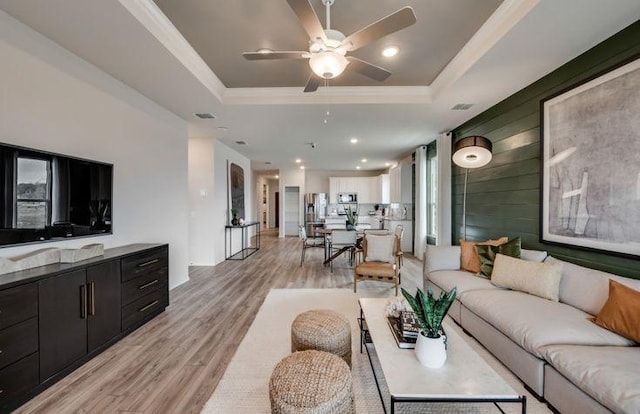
[269,350,354,414]
[291,309,351,368]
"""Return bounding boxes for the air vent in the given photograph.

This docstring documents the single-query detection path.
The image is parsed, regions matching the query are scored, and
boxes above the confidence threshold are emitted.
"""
[194,112,216,119]
[235,140,247,145]
[451,103,473,110]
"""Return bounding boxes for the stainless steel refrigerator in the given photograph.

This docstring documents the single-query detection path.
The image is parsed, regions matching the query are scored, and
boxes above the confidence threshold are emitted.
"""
[304,193,327,237]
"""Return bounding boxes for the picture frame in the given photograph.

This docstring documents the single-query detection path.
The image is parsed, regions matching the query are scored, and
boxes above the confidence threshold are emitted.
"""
[228,161,245,224]
[540,55,640,257]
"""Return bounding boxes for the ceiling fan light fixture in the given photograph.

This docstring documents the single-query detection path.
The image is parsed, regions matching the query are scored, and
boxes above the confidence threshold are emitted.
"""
[309,50,348,79]
[382,46,398,57]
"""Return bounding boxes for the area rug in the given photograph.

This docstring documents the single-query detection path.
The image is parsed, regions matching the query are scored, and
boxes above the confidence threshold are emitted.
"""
[201,288,550,413]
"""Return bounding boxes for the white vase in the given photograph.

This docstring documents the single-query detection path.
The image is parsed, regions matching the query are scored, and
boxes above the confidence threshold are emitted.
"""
[415,333,447,368]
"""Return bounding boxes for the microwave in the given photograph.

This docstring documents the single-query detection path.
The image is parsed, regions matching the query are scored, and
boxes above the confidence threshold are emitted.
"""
[337,193,358,203]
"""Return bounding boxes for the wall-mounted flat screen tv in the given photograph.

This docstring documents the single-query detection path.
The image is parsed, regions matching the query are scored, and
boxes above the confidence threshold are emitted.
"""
[0,142,113,247]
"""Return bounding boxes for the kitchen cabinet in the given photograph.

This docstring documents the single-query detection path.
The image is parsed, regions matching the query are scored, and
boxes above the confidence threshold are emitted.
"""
[330,176,386,204]
[389,164,412,203]
[39,261,121,381]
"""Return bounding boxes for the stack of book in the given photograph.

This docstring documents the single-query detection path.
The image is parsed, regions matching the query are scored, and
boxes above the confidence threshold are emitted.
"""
[386,311,421,349]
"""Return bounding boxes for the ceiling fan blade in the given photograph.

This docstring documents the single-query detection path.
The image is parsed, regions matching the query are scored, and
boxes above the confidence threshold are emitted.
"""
[286,0,327,42]
[242,51,309,60]
[303,74,322,92]
[342,6,417,52]
[346,57,391,81]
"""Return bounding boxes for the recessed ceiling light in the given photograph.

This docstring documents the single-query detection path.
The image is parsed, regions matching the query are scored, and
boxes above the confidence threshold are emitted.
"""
[382,46,398,58]
[257,48,273,54]
[356,166,361,170]
[385,162,391,167]
[350,138,358,144]
[295,158,301,163]
[275,175,279,178]
[217,126,229,131]
[361,158,368,163]
[300,166,305,170]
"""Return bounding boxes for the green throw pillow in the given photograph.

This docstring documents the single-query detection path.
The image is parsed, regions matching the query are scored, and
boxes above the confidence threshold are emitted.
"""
[475,237,521,278]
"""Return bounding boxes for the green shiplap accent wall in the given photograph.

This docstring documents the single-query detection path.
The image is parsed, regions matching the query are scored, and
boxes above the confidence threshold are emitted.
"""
[452,21,640,279]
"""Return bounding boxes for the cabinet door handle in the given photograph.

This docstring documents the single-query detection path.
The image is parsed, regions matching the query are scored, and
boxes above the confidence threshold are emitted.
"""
[139,300,159,313]
[89,282,96,316]
[138,279,159,290]
[81,284,87,319]
[137,259,159,268]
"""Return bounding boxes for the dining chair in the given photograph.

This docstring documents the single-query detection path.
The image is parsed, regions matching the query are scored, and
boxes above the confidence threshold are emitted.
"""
[328,229,358,272]
[354,233,400,295]
[394,224,404,268]
[298,225,324,266]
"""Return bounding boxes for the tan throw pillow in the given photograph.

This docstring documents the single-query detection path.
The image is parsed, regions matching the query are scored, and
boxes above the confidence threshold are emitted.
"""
[593,280,640,343]
[490,253,563,301]
[365,234,395,264]
[460,237,508,273]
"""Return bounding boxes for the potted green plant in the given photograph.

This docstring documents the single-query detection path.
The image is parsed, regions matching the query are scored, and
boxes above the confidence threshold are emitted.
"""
[345,206,358,229]
[401,286,457,368]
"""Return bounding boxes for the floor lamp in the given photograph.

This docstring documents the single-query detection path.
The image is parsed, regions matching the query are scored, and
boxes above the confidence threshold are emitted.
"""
[452,136,493,240]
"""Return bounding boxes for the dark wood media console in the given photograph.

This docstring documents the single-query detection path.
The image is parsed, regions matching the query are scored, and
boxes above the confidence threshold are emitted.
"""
[0,243,169,413]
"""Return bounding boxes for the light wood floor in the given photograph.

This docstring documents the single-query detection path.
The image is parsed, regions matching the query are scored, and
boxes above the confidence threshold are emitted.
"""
[16,229,423,413]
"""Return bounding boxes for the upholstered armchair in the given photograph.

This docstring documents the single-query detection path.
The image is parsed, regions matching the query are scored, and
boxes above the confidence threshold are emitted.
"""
[354,234,400,295]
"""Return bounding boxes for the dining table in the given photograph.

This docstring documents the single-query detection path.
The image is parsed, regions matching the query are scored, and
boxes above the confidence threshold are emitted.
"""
[316,227,364,266]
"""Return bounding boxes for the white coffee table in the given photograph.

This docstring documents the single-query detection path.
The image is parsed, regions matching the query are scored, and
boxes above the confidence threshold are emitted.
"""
[359,298,526,414]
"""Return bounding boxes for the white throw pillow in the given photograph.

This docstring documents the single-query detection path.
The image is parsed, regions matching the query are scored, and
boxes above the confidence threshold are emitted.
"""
[491,253,563,301]
[520,249,548,262]
[366,234,395,264]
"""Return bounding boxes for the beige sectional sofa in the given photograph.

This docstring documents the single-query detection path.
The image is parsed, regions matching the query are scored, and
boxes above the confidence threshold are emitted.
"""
[423,245,640,414]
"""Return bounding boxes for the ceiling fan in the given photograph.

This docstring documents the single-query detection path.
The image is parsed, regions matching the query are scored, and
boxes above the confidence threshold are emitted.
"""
[242,0,417,92]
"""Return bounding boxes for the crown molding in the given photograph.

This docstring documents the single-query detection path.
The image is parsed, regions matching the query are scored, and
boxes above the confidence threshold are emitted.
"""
[223,86,432,105]
[121,0,536,107]
[118,0,226,102]
[430,0,540,98]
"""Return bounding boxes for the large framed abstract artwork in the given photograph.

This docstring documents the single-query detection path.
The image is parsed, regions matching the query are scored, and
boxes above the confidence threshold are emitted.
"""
[228,161,245,224]
[541,55,640,257]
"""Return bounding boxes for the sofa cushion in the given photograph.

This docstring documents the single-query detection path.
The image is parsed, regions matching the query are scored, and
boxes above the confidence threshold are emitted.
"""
[460,289,634,358]
[460,237,508,273]
[425,245,461,273]
[540,344,640,414]
[548,256,640,316]
[475,237,521,278]
[520,249,547,262]
[593,280,640,343]
[428,270,500,296]
[491,254,563,301]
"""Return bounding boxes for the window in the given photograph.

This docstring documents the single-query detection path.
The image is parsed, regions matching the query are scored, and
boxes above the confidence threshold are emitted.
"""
[16,157,51,229]
[426,142,438,243]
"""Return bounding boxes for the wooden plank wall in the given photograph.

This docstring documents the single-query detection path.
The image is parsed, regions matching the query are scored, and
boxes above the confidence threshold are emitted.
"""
[451,21,640,279]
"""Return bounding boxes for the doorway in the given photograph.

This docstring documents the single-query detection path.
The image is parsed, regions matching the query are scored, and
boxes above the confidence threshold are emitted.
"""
[283,186,300,236]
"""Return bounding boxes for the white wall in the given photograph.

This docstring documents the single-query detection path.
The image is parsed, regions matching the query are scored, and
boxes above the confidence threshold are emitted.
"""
[0,11,189,288]
[211,140,253,263]
[268,178,278,228]
[188,137,216,265]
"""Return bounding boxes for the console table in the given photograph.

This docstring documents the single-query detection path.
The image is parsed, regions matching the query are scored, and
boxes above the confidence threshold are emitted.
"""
[358,298,526,414]
[225,221,261,260]
[0,244,169,413]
